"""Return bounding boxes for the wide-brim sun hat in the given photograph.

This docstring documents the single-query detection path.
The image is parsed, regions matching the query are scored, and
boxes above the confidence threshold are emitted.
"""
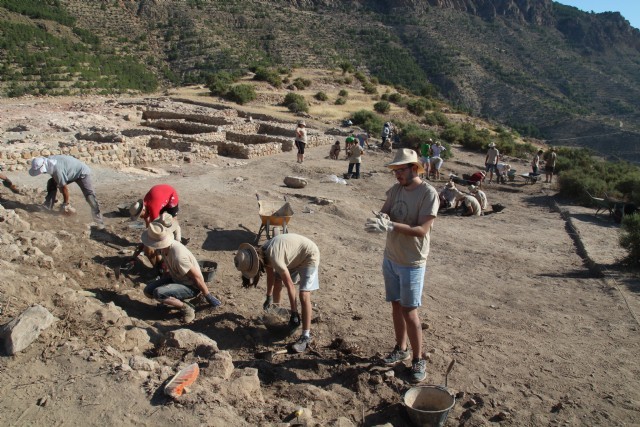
[488,142,496,148]
[468,185,477,193]
[156,212,178,233]
[445,181,456,189]
[234,243,259,279]
[141,221,174,250]
[29,157,46,176]
[386,148,425,174]
[129,199,144,220]
[298,120,306,126]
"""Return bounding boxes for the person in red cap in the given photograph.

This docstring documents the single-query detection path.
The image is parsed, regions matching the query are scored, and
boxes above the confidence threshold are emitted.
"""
[129,184,179,226]
[128,184,181,269]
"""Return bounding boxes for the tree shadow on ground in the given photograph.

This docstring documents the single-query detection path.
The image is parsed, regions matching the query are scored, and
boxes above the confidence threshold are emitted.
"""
[202,227,256,251]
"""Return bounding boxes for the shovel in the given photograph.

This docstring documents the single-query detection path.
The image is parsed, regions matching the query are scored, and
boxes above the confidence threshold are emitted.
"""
[255,348,288,362]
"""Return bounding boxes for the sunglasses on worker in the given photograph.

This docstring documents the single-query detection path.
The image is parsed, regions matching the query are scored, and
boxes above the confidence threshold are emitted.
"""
[392,165,413,174]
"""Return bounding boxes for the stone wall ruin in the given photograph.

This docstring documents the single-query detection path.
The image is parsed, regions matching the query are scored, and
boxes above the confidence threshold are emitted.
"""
[0,98,334,169]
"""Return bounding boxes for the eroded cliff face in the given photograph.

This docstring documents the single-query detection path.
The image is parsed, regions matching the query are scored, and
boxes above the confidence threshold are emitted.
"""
[282,0,555,24]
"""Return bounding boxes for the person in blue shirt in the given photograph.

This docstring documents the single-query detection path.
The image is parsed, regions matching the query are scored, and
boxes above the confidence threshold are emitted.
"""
[29,155,104,229]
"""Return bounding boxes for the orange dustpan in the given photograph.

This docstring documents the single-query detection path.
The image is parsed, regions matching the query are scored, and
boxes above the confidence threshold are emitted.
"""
[164,363,200,399]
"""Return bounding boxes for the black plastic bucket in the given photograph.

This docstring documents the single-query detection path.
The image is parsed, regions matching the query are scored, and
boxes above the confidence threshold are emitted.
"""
[198,261,217,283]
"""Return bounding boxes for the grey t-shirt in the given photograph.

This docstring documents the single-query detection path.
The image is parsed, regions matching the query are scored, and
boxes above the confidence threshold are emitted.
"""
[50,155,91,187]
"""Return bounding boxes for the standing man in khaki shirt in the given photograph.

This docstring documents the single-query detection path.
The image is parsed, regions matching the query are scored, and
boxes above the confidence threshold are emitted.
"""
[366,148,439,383]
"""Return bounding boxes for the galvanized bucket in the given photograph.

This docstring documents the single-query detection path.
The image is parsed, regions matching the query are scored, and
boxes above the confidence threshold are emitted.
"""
[403,360,456,427]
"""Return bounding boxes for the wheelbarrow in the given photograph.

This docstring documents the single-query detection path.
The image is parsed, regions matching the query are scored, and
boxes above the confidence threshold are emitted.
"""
[254,194,294,244]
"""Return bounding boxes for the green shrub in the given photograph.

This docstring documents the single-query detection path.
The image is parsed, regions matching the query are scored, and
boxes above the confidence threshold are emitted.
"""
[339,62,354,74]
[557,169,607,204]
[374,100,390,114]
[253,66,282,88]
[314,91,328,101]
[283,92,308,113]
[207,71,234,96]
[439,124,464,143]
[338,89,349,97]
[620,213,640,265]
[350,110,384,135]
[433,112,449,126]
[399,123,437,151]
[363,83,377,95]
[406,98,431,116]
[388,93,404,104]
[354,71,367,83]
[344,76,353,84]
[335,97,347,105]
[226,84,256,104]
[292,77,311,90]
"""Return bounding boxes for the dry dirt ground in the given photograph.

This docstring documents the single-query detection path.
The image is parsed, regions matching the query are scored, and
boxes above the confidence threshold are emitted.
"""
[0,97,639,427]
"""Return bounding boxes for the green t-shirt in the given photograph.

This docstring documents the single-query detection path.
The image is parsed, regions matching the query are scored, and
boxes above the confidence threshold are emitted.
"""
[420,143,431,157]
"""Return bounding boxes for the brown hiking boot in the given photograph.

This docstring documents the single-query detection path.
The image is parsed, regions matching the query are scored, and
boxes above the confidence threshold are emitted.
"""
[181,302,196,323]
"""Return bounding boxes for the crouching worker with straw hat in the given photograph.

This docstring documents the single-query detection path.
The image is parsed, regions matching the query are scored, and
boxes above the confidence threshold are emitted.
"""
[234,233,320,353]
[129,184,181,270]
[141,215,221,323]
[366,148,438,383]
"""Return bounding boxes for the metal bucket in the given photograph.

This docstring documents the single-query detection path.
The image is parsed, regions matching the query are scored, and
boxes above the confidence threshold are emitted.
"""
[404,385,455,427]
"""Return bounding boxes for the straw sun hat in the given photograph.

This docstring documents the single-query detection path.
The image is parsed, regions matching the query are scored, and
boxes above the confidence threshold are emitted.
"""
[141,221,174,250]
[234,243,260,279]
[129,199,144,220]
[386,148,425,174]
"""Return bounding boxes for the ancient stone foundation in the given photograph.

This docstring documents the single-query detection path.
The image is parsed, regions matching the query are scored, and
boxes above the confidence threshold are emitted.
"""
[0,98,334,168]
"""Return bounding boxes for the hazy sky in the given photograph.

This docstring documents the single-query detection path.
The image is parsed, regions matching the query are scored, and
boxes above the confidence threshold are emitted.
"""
[555,1,639,30]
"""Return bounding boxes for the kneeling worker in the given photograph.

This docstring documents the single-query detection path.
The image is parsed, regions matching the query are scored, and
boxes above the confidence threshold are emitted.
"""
[234,233,320,353]
[142,216,221,323]
[130,184,181,269]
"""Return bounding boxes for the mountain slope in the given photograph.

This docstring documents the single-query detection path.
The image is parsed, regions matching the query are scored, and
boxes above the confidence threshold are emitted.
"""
[1,0,639,159]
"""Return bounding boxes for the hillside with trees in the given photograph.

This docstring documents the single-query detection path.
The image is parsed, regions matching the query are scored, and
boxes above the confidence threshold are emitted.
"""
[0,0,639,160]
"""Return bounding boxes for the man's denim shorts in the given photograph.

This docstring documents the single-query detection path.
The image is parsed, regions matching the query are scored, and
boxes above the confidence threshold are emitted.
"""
[382,258,426,308]
[144,276,198,301]
[276,266,319,292]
